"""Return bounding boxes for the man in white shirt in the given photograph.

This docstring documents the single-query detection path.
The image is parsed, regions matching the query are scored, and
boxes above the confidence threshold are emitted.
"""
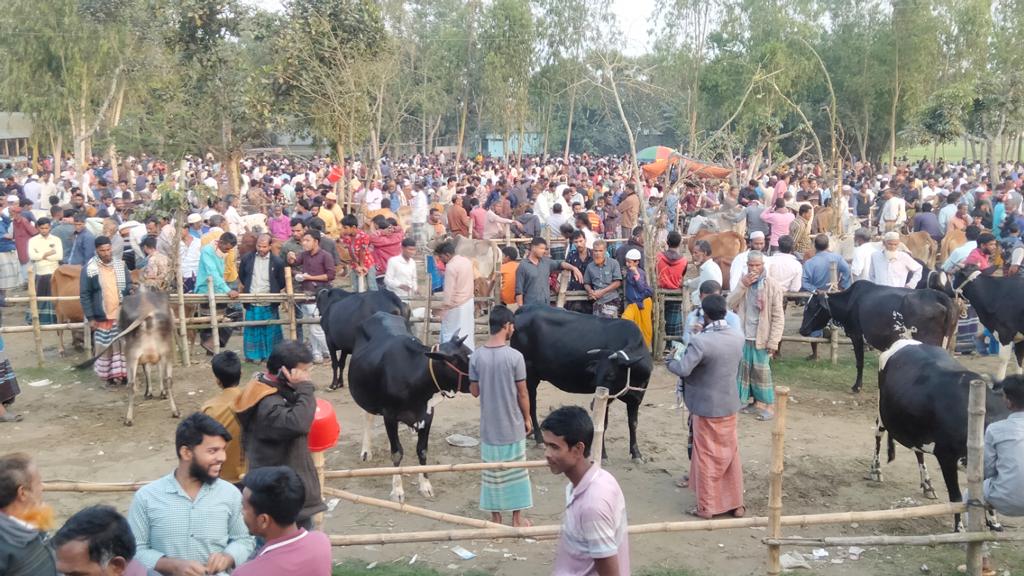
[383,238,418,300]
[22,173,42,209]
[363,182,384,212]
[869,231,923,288]
[729,231,770,291]
[850,228,877,282]
[767,235,803,292]
[938,192,961,232]
[223,195,244,236]
[880,189,907,232]
[685,239,723,305]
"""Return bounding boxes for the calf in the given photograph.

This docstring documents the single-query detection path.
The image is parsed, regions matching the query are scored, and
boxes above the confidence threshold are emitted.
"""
[511,305,652,462]
[317,288,411,390]
[874,340,1010,530]
[799,281,957,392]
[347,312,471,502]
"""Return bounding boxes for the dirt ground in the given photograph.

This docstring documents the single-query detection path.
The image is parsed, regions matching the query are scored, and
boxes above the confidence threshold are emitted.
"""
[2,303,1021,576]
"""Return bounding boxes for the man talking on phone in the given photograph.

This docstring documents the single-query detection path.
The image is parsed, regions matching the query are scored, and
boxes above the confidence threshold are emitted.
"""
[233,340,327,528]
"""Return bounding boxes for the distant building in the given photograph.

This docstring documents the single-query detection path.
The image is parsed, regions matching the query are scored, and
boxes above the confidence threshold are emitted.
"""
[0,112,32,159]
[482,132,543,158]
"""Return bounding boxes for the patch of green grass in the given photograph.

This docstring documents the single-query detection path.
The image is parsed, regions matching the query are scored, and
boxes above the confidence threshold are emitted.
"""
[862,543,1024,576]
[771,352,878,395]
[332,560,489,576]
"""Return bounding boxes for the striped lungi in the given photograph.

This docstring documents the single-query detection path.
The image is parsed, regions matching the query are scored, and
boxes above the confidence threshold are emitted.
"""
[690,414,744,517]
[0,251,20,290]
[0,345,19,406]
[480,439,533,513]
[956,304,980,355]
[93,320,127,381]
[664,300,683,338]
[25,273,57,325]
[737,340,774,405]
[243,305,282,362]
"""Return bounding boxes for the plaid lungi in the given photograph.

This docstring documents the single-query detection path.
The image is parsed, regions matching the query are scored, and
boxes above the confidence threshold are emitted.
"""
[0,251,20,290]
[93,320,127,381]
[593,298,621,318]
[243,305,283,362]
[664,300,683,337]
[480,439,533,512]
[24,273,57,325]
[956,304,980,355]
[0,343,19,406]
[737,340,774,405]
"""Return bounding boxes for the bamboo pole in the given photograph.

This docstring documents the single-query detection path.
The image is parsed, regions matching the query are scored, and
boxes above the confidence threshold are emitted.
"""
[766,532,1024,548]
[324,460,549,479]
[766,386,791,576]
[555,270,570,307]
[177,257,190,367]
[590,386,610,467]
[966,378,986,576]
[422,256,432,345]
[313,451,325,529]
[44,481,149,492]
[778,335,832,344]
[207,277,220,355]
[828,263,839,365]
[284,266,297,341]
[27,267,43,367]
[323,487,510,531]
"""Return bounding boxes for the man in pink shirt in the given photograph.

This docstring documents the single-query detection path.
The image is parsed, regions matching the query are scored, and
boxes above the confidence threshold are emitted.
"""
[469,197,488,239]
[759,198,795,252]
[543,406,630,576]
[433,240,476,350]
[234,466,332,576]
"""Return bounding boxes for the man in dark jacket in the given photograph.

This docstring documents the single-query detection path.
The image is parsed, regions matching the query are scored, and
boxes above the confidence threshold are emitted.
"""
[238,234,286,363]
[0,452,57,575]
[80,236,131,386]
[232,340,326,527]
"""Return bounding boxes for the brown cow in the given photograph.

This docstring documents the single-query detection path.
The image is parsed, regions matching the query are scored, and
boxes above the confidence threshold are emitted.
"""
[687,230,745,289]
[51,265,85,356]
[939,230,967,265]
[902,231,938,268]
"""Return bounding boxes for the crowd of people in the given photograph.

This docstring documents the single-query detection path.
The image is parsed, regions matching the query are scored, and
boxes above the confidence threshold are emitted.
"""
[1,150,1024,574]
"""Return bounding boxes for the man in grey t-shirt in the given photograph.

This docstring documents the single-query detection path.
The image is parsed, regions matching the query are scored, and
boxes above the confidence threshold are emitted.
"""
[515,236,583,307]
[469,306,533,527]
[583,239,623,318]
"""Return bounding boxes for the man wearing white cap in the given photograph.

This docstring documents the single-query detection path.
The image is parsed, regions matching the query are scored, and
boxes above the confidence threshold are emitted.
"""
[729,231,770,292]
[869,231,923,289]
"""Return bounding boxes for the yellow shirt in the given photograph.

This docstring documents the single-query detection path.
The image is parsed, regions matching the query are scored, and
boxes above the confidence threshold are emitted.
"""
[201,228,238,283]
[319,207,339,238]
[201,387,246,483]
[28,234,62,276]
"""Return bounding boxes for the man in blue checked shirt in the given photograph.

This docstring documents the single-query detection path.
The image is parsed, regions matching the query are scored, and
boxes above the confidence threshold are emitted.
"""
[129,413,255,575]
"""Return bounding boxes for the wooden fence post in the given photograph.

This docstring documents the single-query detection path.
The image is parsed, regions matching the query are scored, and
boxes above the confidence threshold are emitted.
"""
[27,268,43,367]
[828,262,839,365]
[590,386,610,468]
[176,270,190,368]
[965,379,987,576]
[555,271,570,308]
[766,386,791,576]
[284,266,297,341]
[422,256,432,345]
[653,291,664,358]
[207,277,220,355]
[313,451,326,529]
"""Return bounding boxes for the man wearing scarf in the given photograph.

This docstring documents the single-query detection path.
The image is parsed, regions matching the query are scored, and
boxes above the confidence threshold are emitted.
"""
[80,236,131,387]
[727,251,784,421]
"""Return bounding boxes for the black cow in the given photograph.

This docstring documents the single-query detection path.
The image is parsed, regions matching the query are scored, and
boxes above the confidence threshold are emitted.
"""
[317,288,411,390]
[874,341,1010,530]
[799,281,957,393]
[511,305,652,462]
[347,312,471,502]
[936,270,1024,381]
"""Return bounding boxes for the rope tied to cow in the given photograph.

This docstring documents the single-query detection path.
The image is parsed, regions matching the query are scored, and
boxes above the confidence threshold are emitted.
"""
[952,269,982,320]
[427,344,468,399]
[609,364,646,400]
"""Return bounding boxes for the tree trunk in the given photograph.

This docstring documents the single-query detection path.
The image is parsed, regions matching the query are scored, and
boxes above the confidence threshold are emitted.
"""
[1018,133,1023,162]
[963,133,969,161]
[563,83,577,163]
[421,115,428,155]
[456,98,469,164]
[542,99,552,157]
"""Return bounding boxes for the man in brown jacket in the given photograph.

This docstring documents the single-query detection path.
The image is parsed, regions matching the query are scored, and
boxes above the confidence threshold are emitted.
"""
[618,184,640,238]
[727,251,784,420]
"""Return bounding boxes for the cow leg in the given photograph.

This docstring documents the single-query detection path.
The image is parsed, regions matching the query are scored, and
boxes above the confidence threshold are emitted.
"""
[624,397,644,463]
[142,364,153,399]
[360,411,375,461]
[935,449,964,531]
[528,377,543,445]
[996,334,1013,381]
[164,359,179,418]
[415,412,435,498]
[851,335,866,393]
[327,342,341,390]
[914,450,938,499]
[124,355,140,427]
[384,417,405,502]
[868,416,885,482]
[1014,341,1024,375]
[56,327,65,357]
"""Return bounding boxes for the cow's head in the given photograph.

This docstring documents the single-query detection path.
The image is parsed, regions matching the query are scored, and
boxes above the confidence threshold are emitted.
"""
[928,270,955,296]
[799,292,832,336]
[316,287,351,316]
[587,347,648,394]
[425,332,473,394]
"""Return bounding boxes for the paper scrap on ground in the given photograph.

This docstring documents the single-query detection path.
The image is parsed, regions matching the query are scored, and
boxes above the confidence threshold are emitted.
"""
[451,546,477,560]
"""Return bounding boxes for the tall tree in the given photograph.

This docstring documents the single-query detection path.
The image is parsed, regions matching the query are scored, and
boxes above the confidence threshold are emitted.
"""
[479,0,535,161]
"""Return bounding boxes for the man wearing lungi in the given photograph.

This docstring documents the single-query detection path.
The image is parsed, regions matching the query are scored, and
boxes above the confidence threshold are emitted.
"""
[728,250,785,421]
[79,236,131,387]
[239,234,285,363]
[470,305,532,527]
[433,240,475,350]
[0,196,22,297]
[667,295,745,519]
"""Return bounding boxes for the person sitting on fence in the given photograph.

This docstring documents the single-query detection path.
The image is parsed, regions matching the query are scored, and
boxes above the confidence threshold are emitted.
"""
[80,236,131,388]
[195,232,240,355]
[53,505,158,576]
[667,294,745,519]
[233,466,331,576]
[728,250,784,421]
[26,217,61,326]
[239,234,285,363]
[340,214,376,292]
[584,239,623,319]
[565,231,594,314]
[201,351,247,486]
[543,406,631,576]
[470,306,533,528]
[128,414,255,575]
[0,452,56,575]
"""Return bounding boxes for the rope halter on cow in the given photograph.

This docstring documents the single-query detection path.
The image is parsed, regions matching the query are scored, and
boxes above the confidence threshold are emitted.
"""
[951,269,982,320]
[428,344,469,399]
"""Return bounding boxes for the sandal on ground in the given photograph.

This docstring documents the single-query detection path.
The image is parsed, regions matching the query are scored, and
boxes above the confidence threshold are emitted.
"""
[675,475,689,488]
[687,507,712,519]
[0,413,22,423]
[756,409,775,421]
[739,404,758,415]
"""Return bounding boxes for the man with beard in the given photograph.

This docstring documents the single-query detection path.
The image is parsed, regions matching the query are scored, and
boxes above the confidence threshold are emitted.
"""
[128,413,255,575]
[869,231,923,288]
[80,236,131,387]
[0,452,56,575]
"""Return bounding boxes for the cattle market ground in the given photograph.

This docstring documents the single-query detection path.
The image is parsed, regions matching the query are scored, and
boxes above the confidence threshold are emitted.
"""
[2,303,1022,576]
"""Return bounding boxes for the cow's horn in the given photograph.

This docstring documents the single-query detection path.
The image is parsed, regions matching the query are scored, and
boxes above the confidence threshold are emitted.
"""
[586,348,602,355]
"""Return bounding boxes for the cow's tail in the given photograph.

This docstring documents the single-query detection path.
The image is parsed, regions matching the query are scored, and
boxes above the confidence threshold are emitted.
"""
[886,430,896,464]
[75,311,156,369]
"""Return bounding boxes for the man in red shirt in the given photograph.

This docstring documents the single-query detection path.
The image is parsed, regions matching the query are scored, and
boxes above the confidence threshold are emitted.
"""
[340,214,376,292]
[963,232,998,273]
[367,216,404,289]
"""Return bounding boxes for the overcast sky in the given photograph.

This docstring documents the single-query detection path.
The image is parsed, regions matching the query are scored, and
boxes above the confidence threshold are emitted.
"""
[249,0,657,55]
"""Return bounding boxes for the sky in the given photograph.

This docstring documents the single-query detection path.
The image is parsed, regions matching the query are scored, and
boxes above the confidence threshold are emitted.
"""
[249,0,657,55]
